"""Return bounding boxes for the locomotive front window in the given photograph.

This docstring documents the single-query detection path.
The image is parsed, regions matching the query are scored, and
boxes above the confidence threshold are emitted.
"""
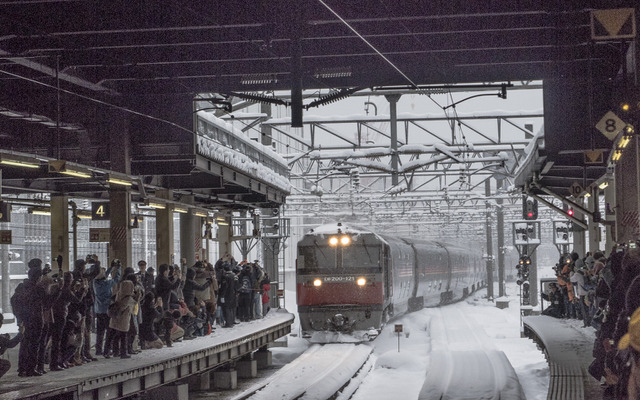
[342,245,381,269]
[298,243,381,270]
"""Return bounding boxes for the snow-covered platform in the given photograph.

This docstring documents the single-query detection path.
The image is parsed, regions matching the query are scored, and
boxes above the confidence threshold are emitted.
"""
[0,310,294,400]
[523,315,602,400]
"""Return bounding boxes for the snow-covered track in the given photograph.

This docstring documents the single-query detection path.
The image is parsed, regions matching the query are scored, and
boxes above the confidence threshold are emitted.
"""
[232,343,373,400]
[418,305,526,400]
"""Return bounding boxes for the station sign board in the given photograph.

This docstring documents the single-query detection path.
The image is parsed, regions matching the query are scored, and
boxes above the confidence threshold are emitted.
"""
[89,228,110,242]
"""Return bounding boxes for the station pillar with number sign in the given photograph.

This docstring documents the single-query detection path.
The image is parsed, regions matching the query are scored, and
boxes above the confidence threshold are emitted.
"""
[108,189,132,269]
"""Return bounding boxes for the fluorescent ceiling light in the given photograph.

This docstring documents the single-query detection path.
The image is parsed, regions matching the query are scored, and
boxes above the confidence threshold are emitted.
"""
[174,207,188,214]
[0,159,40,169]
[107,176,132,187]
[194,211,208,217]
[29,207,50,216]
[598,182,609,189]
[148,202,166,210]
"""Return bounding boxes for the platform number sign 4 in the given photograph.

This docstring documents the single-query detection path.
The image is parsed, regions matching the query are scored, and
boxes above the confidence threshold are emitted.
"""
[91,202,110,220]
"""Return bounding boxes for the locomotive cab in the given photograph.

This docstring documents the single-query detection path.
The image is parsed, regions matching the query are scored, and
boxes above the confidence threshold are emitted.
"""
[296,224,388,342]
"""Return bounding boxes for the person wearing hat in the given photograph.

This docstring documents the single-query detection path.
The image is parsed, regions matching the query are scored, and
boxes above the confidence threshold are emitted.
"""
[618,307,640,399]
[541,282,564,318]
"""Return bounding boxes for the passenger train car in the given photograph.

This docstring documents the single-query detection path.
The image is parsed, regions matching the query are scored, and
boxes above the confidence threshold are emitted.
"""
[296,223,485,342]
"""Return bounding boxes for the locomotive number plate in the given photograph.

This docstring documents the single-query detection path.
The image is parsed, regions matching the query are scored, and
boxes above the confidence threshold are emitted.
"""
[323,276,355,282]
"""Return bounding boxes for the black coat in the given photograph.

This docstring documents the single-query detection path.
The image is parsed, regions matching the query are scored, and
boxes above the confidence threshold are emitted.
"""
[219,271,239,307]
[154,275,182,310]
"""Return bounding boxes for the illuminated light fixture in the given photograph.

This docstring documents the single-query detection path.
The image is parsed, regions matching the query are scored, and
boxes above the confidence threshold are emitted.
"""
[194,211,208,217]
[313,279,322,287]
[0,155,40,169]
[329,236,339,246]
[584,192,591,198]
[106,175,132,187]
[621,102,631,112]
[76,211,92,219]
[174,207,188,214]
[599,182,609,189]
[340,235,351,246]
[619,136,631,149]
[48,160,91,178]
[357,277,366,286]
[148,202,166,210]
[612,150,623,162]
[29,207,51,216]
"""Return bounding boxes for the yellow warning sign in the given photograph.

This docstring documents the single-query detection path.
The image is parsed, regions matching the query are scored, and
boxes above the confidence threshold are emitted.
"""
[584,150,604,165]
[591,8,636,40]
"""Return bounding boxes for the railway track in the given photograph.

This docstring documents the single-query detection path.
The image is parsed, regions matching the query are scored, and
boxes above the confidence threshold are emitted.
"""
[418,305,526,400]
[232,343,373,400]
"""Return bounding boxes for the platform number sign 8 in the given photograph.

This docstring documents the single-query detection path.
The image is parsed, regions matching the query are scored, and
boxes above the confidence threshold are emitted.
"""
[596,111,626,141]
[91,202,110,220]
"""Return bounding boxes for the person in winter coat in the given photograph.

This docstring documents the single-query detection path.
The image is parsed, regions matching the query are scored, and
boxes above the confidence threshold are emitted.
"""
[183,267,212,312]
[237,264,255,322]
[541,283,564,318]
[261,275,271,317]
[570,264,592,327]
[139,292,164,349]
[154,263,182,311]
[219,264,239,327]
[104,280,137,359]
[17,260,49,377]
[0,314,22,379]
[618,307,640,400]
[92,261,121,356]
[141,267,155,295]
[49,271,86,371]
[35,265,58,374]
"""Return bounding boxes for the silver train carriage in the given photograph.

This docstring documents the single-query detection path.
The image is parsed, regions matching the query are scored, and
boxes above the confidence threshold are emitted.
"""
[296,223,485,341]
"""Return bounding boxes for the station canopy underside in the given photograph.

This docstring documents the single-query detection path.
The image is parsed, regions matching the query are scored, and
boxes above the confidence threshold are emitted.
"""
[0,1,635,215]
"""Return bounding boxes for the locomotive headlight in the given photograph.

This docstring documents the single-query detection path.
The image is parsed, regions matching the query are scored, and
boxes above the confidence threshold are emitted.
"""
[329,236,339,246]
[357,277,366,286]
[340,235,351,246]
[313,279,322,287]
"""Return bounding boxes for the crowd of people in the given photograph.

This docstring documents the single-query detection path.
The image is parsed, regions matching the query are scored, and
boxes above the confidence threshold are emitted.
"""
[2,252,272,379]
[541,245,640,398]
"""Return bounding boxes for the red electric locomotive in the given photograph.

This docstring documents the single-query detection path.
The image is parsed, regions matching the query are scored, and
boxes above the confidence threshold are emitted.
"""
[296,223,485,342]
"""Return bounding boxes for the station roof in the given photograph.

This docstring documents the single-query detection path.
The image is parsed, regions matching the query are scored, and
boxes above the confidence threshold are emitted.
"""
[0,1,636,208]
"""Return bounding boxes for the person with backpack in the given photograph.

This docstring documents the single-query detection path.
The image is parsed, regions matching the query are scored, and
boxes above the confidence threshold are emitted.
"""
[219,264,239,327]
[237,264,255,322]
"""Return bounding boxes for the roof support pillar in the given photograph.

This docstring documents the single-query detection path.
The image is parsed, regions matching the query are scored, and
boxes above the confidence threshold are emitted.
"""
[50,194,70,271]
[385,94,401,186]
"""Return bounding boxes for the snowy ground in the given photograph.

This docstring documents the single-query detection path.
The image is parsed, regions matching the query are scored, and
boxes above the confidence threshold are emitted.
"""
[276,280,550,400]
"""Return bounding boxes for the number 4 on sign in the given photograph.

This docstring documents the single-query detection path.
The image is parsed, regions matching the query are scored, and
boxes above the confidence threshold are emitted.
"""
[596,111,627,141]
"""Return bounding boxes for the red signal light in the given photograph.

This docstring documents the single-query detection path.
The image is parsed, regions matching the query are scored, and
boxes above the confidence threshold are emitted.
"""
[527,212,534,218]
[567,208,574,216]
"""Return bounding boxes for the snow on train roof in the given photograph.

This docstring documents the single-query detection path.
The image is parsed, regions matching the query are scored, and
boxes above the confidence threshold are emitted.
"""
[305,223,387,242]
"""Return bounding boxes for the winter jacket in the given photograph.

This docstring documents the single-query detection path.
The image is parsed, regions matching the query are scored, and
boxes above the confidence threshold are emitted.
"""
[219,271,239,307]
[155,274,182,311]
[140,298,162,342]
[183,268,212,307]
[109,280,136,332]
[51,283,84,324]
[93,267,121,314]
[262,283,271,305]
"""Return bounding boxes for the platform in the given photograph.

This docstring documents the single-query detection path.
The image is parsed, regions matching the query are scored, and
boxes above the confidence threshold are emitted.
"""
[523,315,602,400]
[0,310,294,400]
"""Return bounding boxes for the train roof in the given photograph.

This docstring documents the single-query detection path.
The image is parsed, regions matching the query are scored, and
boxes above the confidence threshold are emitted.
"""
[302,223,478,255]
